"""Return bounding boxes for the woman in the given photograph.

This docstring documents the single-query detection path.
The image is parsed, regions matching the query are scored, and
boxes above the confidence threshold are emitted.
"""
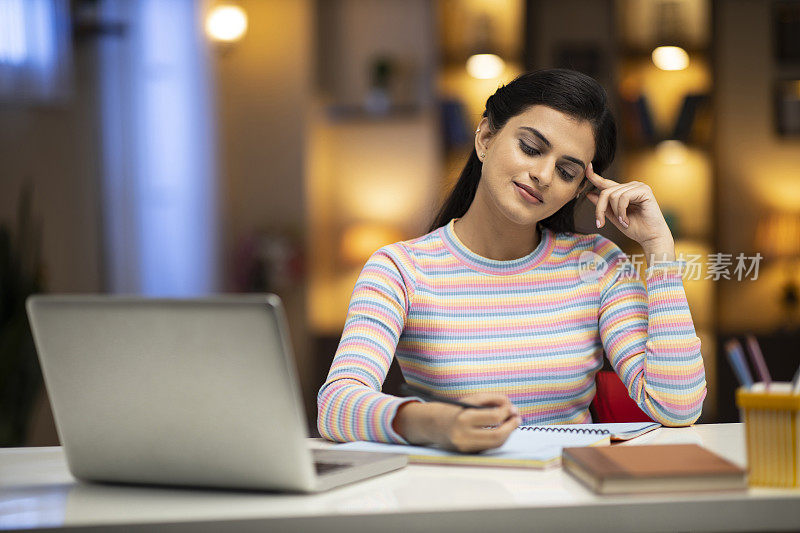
[317,68,707,453]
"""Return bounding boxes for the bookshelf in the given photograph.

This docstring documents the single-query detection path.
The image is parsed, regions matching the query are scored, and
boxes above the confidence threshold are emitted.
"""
[308,0,442,337]
[434,0,527,204]
[614,0,717,421]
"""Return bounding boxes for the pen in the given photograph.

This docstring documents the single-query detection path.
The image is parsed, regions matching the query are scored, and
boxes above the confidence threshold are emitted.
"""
[399,383,493,409]
[744,334,771,389]
[724,339,753,389]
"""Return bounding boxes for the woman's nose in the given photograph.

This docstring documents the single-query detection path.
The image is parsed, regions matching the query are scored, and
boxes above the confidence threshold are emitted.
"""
[530,163,555,187]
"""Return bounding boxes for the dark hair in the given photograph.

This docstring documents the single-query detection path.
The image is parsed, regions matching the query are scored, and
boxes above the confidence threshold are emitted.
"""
[427,68,617,234]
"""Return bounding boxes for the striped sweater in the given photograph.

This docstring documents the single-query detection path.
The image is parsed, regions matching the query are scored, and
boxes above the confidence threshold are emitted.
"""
[317,217,707,444]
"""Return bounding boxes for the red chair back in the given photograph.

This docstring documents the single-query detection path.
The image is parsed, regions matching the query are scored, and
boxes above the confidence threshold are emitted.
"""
[589,370,653,423]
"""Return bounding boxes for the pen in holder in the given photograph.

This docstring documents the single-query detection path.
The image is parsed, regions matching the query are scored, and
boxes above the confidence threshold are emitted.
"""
[736,382,800,488]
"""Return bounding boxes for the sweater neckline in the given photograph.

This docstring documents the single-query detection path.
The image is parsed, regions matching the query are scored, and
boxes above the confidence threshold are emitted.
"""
[440,218,554,275]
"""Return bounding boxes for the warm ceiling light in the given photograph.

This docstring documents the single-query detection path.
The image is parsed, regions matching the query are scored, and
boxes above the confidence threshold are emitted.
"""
[651,46,689,71]
[205,5,248,43]
[657,140,688,165]
[466,54,505,80]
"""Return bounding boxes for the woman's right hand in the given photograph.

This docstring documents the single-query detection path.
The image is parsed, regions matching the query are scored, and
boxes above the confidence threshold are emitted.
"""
[393,393,521,453]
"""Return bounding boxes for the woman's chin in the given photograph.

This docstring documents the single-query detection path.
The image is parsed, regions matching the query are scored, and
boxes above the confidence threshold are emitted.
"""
[502,207,543,228]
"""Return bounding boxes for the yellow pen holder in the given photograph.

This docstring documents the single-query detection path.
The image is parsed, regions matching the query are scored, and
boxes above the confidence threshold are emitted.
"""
[736,383,800,488]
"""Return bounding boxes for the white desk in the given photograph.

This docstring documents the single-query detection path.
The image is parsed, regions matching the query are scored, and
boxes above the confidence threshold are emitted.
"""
[1,423,799,532]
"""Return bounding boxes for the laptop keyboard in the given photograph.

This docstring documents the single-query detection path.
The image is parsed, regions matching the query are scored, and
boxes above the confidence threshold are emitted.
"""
[314,461,351,475]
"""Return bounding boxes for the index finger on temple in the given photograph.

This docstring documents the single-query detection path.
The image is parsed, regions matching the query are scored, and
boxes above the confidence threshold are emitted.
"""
[585,164,610,186]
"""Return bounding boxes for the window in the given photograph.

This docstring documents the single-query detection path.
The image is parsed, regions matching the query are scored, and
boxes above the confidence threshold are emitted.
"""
[0,0,71,102]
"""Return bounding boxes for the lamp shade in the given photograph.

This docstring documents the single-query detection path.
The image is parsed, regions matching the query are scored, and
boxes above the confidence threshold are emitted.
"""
[340,223,404,266]
[755,213,800,259]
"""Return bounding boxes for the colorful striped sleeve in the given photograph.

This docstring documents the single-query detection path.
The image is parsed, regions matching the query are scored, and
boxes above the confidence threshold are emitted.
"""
[316,244,422,444]
[595,236,707,426]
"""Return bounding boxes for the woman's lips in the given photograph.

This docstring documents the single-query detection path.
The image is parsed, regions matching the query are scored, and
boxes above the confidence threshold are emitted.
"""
[514,182,543,204]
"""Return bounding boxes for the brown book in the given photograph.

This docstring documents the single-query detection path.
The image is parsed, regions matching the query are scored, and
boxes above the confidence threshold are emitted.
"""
[562,444,748,494]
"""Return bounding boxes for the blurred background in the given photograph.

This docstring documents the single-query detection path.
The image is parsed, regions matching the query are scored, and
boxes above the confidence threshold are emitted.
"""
[1,0,799,446]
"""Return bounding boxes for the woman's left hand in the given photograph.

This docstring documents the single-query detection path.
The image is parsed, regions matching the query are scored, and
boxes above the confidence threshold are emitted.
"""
[584,162,673,246]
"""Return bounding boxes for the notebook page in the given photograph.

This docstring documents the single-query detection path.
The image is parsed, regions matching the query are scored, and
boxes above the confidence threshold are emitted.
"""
[334,440,560,461]
[481,427,610,457]
[334,426,610,461]
[522,422,661,441]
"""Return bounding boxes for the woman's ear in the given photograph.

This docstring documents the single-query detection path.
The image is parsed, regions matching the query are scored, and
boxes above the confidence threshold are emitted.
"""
[474,117,491,158]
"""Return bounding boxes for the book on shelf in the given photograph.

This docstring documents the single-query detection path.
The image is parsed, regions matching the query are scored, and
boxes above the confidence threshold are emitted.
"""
[671,93,709,142]
[620,92,711,146]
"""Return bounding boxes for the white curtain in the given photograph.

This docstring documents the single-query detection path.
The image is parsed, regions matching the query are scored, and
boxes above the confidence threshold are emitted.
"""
[98,0,219,296]
[0,0,71,102]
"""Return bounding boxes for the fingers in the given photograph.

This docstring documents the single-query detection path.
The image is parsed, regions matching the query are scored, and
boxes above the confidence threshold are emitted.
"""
[589,182,626,228]
[586,164,615,227]
[585,162,615,190]
[588,181,642,229]
[458,392,518,428]
[608,183,639,227]
[446,392,522,452]
[586,169,657,230]
[616,183,652,226]
[586,193,625,232]
[468,414,521,447]
[615,185,642,226]
[463,402,519,428]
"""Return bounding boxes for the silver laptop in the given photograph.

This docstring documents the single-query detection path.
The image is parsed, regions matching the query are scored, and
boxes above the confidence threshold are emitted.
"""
[26,294,407,493]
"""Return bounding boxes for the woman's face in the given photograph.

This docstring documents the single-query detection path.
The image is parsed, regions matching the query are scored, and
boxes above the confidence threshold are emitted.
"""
[475,105,596,228]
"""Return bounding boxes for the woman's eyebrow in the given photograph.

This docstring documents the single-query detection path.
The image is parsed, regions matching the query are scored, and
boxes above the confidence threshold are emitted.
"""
[518,126,586,170]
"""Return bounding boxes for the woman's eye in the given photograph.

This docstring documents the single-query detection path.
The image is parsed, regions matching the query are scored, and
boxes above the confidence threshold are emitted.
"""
[519,140,539,156]
[559,168,576,181]
[520,140,576,181]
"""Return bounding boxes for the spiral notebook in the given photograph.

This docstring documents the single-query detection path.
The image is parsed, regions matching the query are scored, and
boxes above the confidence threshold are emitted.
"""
[334,422,660,469]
